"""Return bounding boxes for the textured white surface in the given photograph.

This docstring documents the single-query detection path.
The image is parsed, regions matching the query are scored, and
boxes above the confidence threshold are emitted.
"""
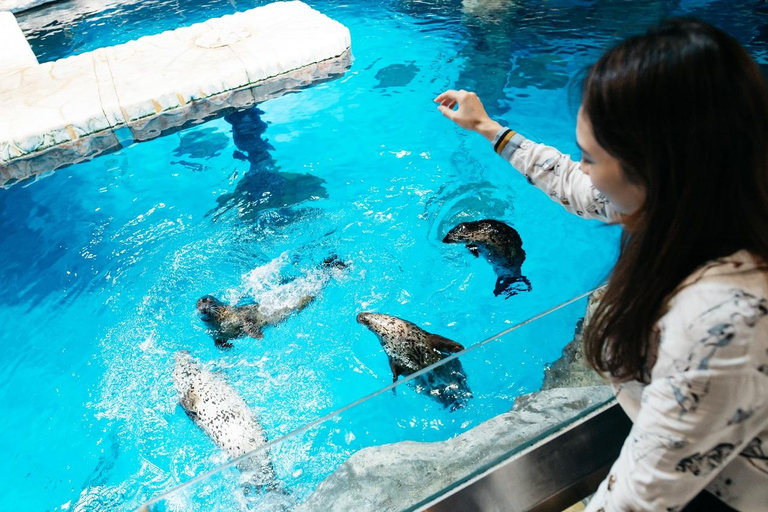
[0,1,351,185]
[0,11,38,74]
[0,0,55,13]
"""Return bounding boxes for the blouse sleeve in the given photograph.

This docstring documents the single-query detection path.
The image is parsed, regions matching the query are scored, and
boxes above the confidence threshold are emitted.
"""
[584,282,768,512]
[491,127,622,223]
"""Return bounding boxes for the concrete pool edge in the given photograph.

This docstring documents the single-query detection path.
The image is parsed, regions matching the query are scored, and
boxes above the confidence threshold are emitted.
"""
[0,0,57,14]
[0,11,38,71]
[0,1,352,188]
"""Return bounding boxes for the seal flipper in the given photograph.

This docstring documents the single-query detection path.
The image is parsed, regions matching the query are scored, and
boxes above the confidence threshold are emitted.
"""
[322,254,347,270]
[495,275,532,298]
[466,244,480,258]
[215,338,234,349]
[183,408,199,421]
[427,334,465,354]
[388,357,402,395]
[179,389,200,417]
[242,322,264,340]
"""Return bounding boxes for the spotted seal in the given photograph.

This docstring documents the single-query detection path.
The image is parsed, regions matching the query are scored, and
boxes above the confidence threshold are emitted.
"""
[356,312,472,410]
[443,219,531,298]
[172,350,276,491]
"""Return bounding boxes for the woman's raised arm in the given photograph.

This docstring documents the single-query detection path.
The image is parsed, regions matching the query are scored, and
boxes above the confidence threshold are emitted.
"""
[434,90,621,223]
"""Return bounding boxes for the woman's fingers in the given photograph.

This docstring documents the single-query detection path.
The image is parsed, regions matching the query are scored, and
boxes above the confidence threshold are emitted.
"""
[435,89,493,135]
[434,89,467,104]
[437,104,458,119]
[435,90,464,114]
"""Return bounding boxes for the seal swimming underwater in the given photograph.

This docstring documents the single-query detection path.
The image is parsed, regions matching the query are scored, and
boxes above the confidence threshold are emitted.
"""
[197,294,313,348]
[198,255,347,348]
[172,350,276,491]
[356,312,472,411]
[443,219,531,298]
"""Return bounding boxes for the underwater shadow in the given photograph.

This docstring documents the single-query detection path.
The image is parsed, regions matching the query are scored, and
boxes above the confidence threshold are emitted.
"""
[208,107,328,225]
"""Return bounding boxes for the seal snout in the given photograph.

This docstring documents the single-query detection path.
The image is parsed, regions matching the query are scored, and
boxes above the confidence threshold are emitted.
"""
[356,312,372,326]
[442,226,464,244]
[196,294,222,319]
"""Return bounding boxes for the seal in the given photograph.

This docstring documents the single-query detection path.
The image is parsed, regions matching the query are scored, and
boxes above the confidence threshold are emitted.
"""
[197,254,347,348]
[356,312,472,410]
[172,350,276,491]
[443,219,531,298]
[197,294,313,348]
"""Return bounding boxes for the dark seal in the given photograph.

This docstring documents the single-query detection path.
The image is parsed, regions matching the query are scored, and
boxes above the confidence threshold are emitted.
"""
[197,255,347,348]
[443,219,531,298]
[356,312,472,411]
[197,295,313,348]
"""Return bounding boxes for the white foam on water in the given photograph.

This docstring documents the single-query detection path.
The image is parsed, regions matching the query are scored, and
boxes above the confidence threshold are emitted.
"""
[229,251,290,303]
[238,253,342,317]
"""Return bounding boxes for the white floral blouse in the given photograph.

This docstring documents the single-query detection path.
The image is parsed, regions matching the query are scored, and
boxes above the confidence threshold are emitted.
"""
[493,128,768,511]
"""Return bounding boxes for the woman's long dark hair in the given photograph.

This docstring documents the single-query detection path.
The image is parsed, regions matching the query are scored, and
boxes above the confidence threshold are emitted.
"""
[582,18,768,381]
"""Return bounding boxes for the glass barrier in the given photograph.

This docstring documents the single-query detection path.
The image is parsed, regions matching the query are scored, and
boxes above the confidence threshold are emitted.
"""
[140,290,612,512]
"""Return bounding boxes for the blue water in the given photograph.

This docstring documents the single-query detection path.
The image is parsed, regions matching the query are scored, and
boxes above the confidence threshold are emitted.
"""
[2,0,767,510]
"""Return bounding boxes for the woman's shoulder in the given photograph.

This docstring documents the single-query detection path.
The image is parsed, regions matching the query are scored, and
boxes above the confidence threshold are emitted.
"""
[678,250,767,286]
[666,250,768,321]
[656,250,768,366]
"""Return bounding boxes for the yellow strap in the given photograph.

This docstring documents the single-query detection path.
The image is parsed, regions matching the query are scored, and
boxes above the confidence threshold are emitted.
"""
[495,130,517,155]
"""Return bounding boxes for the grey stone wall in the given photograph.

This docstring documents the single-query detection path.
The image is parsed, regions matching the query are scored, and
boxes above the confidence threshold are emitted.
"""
[297,386,612,512]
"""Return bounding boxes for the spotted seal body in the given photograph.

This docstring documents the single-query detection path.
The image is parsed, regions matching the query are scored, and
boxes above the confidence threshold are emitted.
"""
[443,219,531,298]
[172,351,275,489]
[356,312,472,410]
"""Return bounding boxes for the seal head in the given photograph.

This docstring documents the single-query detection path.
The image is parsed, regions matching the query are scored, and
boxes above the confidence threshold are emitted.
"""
[196,295,224,322]
[443,219,531,298]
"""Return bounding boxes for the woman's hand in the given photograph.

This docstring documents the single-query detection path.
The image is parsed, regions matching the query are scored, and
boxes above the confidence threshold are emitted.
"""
[434,90,502,141]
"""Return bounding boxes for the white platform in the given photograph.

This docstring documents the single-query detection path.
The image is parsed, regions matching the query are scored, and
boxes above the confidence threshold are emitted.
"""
[0,1,351,187]
[0,0,56,14]
[0,11,38,72]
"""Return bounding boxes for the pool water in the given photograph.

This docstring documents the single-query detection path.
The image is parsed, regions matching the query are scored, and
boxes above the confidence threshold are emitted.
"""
[2,0,767,510]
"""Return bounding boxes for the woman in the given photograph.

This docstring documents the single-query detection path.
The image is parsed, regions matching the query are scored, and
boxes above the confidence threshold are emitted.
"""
[435,19,768,512]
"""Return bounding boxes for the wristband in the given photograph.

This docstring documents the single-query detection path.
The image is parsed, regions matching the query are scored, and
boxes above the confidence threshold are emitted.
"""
[494,128,517,155]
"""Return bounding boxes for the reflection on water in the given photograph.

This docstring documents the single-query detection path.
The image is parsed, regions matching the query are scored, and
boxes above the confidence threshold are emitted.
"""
[0,177,106,307]
[207,108,328,225]
[18,0,768,120]
[391,0,767,121]
[16,0,268,62]
[173,128,230,161]
[374,62,421,89]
